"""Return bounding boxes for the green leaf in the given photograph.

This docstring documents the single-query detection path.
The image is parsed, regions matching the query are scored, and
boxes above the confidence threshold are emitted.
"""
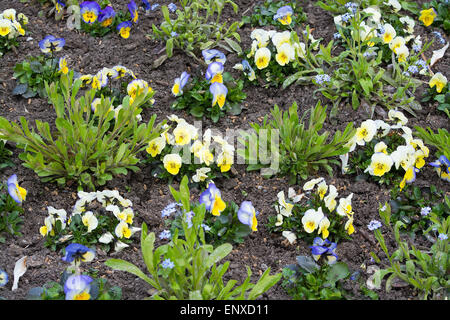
[105,259,158,288]
[12,83,28,96]
[166,38,174,58]
[206,243,232,268]
[325,262,350,285]
[223,38,242,55]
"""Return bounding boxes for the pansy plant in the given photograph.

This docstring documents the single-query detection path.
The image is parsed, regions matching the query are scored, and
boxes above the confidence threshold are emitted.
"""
[144,116,236,187]
[162,181,257,245]
[0,8,28,57]
[268,178,356,244]
[171,49,247,122]
[40,190,141,253]
[341,110,429,190]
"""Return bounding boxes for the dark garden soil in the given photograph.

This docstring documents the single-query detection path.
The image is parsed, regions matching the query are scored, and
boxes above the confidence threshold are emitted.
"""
[0,0,448,301]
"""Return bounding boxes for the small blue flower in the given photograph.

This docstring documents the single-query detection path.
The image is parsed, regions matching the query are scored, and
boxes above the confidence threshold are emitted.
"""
[438,233,448,240]
[407,65,419,74]
[184,211,195,228]
[341,12,353,23]
[170,31,178,37]
[367,220,382,231]
[314,74,331,85]
[161,258,175,269]
[420,206,431,216]
[151,4,160,11]
[168,3,177,13]
[161,202,180,218]
[159,230,171,240]
[201,223,211,231]
[333,32,341,39]
[0,269,8,287]
[415,59,427,69]
[412,44,422,52]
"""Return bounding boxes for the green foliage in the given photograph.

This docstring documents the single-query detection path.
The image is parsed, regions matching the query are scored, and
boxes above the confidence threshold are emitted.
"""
[312,11,424,117]
[0,184,24,243]
[171,72,246,122]
[150,0,243,66]
[27,270,122,300]
[241,0,307,29]
[105,176,281,300]
[12,54,63,98]
[282,255,351,300]
[238,101,355,184]
[371,202,449,300]
[389,185,449,237]
[421,83,450,117]
[0,141,14,171]
[415,126,450,159]
[0,71,163,191]
[422,0,450,34]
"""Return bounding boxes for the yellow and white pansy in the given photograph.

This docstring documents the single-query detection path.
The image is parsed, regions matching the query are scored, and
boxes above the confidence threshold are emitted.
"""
[0,19,12,37]
[399,16,415,34]
[324,185,338,212]
[163,153,182,175]
[318,216,330,239]
[2,9,16,21]
[390,144,415,170]
[374,141,388,154]
[115,221,132,239]
[365,152,394,177]
[363,6,381,26]
[276,191,294,217]
[356,119,377,146]
[345,216,355,235]
[316,181,328,200]
[429,72,448,93]
[173,123,192,146]
[254,47,271,70]
[271,31,291,49]
[216,151,233,173]
[146,136,166,157]
[389,36,405,54]
[192,167,211,183]
[301,208,324,233]
[336,193,354,217]
[381,23,396,44]
[385,0,401,12]
[82,211,98,233]
[275,42,295,66]
[388,109,408,128]
[303,177,324,191]
[395,45,409,63]
[251,29,271,48]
